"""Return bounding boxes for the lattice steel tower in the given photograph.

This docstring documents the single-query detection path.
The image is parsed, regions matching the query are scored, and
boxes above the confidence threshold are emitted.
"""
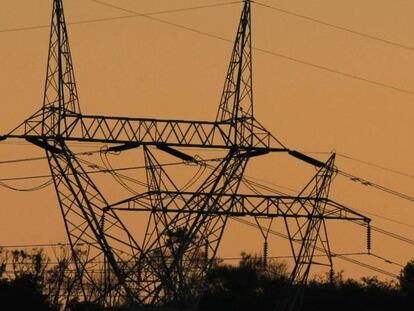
[2,0,370,309]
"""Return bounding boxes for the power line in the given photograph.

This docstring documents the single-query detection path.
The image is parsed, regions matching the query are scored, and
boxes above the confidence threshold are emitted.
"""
[99,156,414,239]
[0,145,103,165]
[301,150,414,184]
[1,0,410,97]
[0,157,220,182]
[233,217,399,278]
[0,1,242,34]
[0,1,406,302]
[0,163,174,182]
[0,140,101,148]
[338,170,414,203]
[254,1,414,52]
[351,207,414,230]
[258,182,414,237]
[1,150,414,263]
[242,177,414,250]
[369,253,405,268]
[2,148,411,208]
[0,173,407,278]
[2,154,414,236]
[0,242,402,267]
[337,153,414,180]
[104,149,408,278]
[4,156,413,250]
[229,158,414,231]
[0,142,216,166]
[89,0,414,98]
[2,149,414,230]
[368,223,414,246]
[0,156,223,193]
[3,143,414,205]
[0,155,50,165]
[0,242,75,249]
[0,179,53,192]
[241,168,414,246]
[220,162,414,263]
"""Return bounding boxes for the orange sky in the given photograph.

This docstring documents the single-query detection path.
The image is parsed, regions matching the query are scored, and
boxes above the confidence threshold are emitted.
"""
[1,0,414,281]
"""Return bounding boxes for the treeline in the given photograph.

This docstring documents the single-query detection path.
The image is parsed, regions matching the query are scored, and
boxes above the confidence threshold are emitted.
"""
[201,253,414,311]
[0,248,413,310]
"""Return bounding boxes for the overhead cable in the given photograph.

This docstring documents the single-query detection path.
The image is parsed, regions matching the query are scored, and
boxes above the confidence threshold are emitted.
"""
[254,1,414,52]
[84,0,414,97]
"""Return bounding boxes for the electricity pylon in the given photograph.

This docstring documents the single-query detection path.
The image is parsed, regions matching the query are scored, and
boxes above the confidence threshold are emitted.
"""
[1,0,370,309]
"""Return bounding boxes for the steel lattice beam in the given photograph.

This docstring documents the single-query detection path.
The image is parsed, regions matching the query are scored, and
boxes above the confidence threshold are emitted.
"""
[110,192,368,221]
[8,111,281,151]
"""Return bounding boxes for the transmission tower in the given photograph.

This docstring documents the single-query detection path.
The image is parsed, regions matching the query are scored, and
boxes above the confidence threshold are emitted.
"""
[1,0,370,309]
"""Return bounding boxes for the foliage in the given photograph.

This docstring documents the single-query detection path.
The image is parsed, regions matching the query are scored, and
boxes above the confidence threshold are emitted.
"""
[200,252,289,311]
[0,247,413,311]
[399,259,414,295]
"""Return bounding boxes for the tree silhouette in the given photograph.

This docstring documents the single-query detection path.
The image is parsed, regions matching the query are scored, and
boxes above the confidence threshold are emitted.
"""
[399,259,414,294]
[1,247,414,310]
[0,248,53,311]
[200,252,289,311]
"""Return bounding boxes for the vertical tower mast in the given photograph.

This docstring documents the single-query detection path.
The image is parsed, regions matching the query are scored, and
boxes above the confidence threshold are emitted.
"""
[216,0,254,146]
[40,0,81,138]
[44,0,80,114]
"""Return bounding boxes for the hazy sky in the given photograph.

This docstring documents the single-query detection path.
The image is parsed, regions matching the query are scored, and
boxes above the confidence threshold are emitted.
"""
[1,0,414,281]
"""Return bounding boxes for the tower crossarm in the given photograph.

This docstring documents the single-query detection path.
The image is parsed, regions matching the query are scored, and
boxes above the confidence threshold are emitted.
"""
[5,112,286,151]
[110,191,370,223]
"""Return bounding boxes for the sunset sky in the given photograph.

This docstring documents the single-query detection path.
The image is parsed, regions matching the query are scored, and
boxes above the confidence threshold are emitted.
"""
[1,0,414,281]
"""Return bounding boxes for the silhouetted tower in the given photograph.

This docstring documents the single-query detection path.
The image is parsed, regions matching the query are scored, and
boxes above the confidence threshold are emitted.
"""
[3,0,370,309]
